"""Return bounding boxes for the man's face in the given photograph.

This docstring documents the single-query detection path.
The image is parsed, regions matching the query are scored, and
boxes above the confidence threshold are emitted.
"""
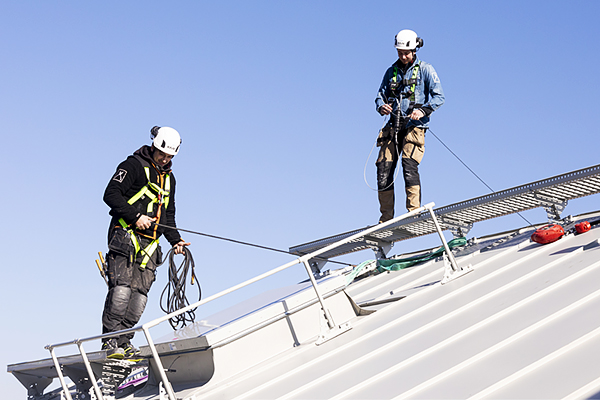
[152,148,174,167]
[397,49,415,65]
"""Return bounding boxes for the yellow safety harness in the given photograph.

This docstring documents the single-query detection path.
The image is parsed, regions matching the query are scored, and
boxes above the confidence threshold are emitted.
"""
[118,164,171,270]
[392,62,420,103]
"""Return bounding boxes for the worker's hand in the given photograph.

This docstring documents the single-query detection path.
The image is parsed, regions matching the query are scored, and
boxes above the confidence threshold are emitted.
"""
[173,239,191,255]
[135,215,156,230]
[379,104,393,115]
[409,109,425,120]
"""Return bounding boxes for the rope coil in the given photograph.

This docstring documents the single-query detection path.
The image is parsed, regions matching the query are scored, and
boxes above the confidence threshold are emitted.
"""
[159,247,201,330]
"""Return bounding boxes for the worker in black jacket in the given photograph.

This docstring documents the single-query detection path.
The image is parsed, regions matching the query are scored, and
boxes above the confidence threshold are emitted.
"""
[101,126,190,359]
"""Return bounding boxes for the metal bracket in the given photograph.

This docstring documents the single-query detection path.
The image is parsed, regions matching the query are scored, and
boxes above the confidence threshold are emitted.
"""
[309,259,328,275]
[316,322,352,345]
[367,239,393,259]
[63,365,95,398]
[533,192,568,222]
[438,216,473,238]
[11,372,53,399]
[159,381,168,400]
[441,254,473,285]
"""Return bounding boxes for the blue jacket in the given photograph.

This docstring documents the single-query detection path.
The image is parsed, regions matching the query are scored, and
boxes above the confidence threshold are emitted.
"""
[375,56,444,129]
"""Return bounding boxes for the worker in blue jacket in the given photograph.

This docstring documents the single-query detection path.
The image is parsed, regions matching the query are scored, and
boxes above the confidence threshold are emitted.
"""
[375,29,444,222]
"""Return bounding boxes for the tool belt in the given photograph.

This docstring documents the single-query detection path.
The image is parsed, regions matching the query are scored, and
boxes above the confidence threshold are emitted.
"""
[377,102,425,147]
[108,227,135,257]
[377,116,408,147]
[108,226,161,271]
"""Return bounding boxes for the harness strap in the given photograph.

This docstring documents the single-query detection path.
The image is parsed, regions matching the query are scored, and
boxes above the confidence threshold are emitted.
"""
[392,62,420,102]
[139,239,159,270]
[115,163,171,270]
[117,218,159,270]
[125,167,171,213]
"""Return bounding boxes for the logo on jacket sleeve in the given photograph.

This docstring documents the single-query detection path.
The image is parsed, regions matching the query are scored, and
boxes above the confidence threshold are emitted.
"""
[113,169,128,183]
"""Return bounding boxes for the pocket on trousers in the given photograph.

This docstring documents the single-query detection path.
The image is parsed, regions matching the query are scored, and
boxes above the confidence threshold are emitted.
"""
[140,269,156,295]
[108,228,134,257]
[377,125,393,147]
[107,252,133,287]
[405,127,425,146]
[402,142,425,164]
[403,127,425,163]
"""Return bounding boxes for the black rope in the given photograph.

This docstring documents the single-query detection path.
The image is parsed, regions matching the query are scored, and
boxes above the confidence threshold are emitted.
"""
[428,128,534,227]
[153,222,354,267]
[159,247,201,330]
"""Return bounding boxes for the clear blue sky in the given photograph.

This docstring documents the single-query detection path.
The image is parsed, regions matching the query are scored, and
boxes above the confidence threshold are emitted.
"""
[3,1,600,397]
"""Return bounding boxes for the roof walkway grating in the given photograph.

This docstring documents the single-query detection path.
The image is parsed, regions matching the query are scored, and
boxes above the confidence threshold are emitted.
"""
[289,163,600,261]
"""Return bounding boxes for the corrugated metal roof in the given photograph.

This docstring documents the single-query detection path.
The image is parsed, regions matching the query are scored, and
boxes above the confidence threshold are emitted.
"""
[9,167,600,399]
[170,212,600,399]
[10,212,600,399]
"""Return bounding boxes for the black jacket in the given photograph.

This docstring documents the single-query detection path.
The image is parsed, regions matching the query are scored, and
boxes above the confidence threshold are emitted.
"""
[103,145,182,246]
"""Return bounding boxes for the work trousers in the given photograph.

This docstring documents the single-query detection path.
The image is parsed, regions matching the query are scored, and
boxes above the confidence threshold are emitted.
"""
[101,232,161,346]
[376,125,426,222]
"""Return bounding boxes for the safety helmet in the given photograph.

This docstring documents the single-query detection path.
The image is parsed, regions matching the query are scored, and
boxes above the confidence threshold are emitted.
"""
[150,126,181,156]
[394,29,423,50]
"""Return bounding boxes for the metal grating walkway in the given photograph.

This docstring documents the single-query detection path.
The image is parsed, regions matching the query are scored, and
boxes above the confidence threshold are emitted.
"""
[289,163,600,261]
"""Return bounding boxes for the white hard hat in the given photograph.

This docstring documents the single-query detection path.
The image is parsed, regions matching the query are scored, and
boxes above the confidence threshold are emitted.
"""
[394,29,422,50]
[151,126,181,156]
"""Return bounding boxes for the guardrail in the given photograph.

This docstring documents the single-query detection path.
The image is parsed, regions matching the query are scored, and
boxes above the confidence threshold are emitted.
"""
[45,203,455,400]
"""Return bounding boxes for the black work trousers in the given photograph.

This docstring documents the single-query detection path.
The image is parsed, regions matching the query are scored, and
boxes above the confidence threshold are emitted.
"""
[101,234,160,346]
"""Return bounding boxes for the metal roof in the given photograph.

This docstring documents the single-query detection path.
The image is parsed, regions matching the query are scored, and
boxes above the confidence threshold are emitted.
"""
[174,212,600,400]
[8,165,600,400]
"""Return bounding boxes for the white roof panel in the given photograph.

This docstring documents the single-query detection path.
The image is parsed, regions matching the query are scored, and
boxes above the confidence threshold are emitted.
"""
[171,214,600,400]
[9,167,600,400]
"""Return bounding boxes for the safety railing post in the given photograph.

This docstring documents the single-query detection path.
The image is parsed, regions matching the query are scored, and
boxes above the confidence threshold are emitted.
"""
[46,346,73,400]
[77,341,104,400]
[43,202,440,398]
[142,326,177,400]
[301,259,335,329]
[426,204,460,271]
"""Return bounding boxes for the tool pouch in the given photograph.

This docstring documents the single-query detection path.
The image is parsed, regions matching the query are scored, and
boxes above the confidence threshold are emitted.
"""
[402,127,426,164]
[377,123,393,147]
[108,227,135,257]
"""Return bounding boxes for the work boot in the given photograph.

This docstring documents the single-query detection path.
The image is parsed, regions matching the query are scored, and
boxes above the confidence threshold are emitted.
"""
[122,342,141,359]
[102,338,125,360]
[378,190,395,223]
[406,185,421,211]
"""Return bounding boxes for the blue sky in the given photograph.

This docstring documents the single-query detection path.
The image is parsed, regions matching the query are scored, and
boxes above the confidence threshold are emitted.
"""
[3,1,600,397]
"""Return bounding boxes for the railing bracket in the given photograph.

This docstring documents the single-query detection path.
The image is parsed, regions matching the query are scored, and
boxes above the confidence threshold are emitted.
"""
[441,255,473,285]
[315,322,352,346]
